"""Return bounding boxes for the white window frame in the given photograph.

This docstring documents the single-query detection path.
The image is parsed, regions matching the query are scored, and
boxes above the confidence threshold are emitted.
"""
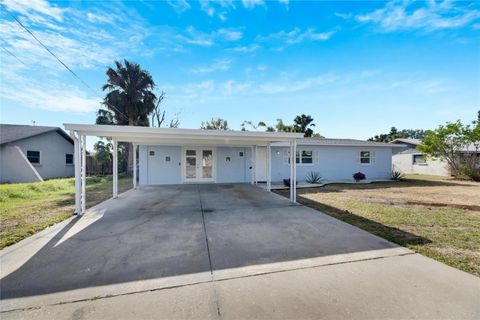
[359,151,375,165]
[283,149,318,166]
[412,154,427,165]
[65,153,74,165]
[26,150,41,165]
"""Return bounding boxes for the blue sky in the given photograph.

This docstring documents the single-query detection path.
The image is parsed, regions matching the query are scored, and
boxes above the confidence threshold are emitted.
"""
[1,0,479,149]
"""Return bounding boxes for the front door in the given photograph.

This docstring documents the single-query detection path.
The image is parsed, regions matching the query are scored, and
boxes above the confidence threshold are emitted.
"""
[184,148,215,183]
[255,147,267,182]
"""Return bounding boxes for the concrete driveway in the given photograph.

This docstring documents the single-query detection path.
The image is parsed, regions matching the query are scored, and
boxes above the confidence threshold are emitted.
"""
[1,184,479,319]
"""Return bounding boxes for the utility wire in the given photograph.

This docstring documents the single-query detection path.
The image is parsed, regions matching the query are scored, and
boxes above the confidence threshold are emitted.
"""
[1,5,129,121]
[0,43,27,66]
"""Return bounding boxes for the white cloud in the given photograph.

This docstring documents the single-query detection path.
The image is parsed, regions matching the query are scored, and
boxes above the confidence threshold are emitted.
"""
[193,59,232,73]
[257,27,335,49]
[0,76,100,113]
[198,0,235,20]
[355,1,480,32]
[1,0,65,22]
[178,27,243,47]
[229,44,260,53]
[0,1,152,114]
[242,0,264,9]
[257,64,267,71]
[217,28,243,41]
[166,0,191,13]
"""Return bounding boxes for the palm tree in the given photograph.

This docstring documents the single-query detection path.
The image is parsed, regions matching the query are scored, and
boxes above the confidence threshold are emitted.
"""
[97,60,157,171]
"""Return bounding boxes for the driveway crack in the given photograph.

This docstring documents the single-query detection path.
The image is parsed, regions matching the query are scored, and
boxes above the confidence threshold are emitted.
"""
[196,185,222,320]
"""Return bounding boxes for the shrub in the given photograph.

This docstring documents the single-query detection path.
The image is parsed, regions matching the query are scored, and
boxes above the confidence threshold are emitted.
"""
[353,172,366,182]
[391,170,404,181]
[306,171,322,184]
[283,178,298,187]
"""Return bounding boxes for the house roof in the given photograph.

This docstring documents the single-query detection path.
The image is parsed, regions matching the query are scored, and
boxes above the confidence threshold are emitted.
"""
[390,138,478,153]
[273,138,405,148]
[390,138,421,145]
[0,124,73,145]
[64,123,304,146]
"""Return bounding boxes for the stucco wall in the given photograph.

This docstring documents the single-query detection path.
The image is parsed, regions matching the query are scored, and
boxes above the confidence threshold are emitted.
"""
[0,145,43,183]
[138,144,393,185]
[139,145,182,185]
[271,146,393,182]
[392,153,450,176]
[2,131,74,181]
[216,147,252,183]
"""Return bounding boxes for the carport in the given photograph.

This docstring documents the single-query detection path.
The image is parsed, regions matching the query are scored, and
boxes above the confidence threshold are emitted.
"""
[64,124,303,215]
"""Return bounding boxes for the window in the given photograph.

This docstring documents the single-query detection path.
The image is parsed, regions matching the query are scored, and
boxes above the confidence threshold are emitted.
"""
[27,150,40,164]
[165,155,171,163]
[301,151,313,164]
[149,150,155,156]
[413,154,427,165]
[359,151,375,164]
[65,153,73,165]
[225,156,231,163]
[283,150,316,165]
[360,151,370,164]
[239,151,244,157]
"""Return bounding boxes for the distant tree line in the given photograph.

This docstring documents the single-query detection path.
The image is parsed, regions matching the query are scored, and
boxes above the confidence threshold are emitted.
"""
[368,127,426,143]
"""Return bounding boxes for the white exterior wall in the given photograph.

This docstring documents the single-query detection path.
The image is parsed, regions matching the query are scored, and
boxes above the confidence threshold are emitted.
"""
[0,131,74,183]
[392,153,450,176]
[138,144,394,185]
[139,145,182,185]
[271,146,393,182]
[0,145,43,183]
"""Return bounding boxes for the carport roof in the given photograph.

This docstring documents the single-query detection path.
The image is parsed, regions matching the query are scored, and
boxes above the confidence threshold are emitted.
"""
[64,123,304,146]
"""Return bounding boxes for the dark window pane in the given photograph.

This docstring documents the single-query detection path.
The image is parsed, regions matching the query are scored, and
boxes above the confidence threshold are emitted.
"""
[360,157,370,164]
[27,151,40,164]
[66,154,73,164]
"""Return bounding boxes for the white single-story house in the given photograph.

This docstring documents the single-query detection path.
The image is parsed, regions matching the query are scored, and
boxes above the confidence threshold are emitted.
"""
[64,124,404,215]
[139,138,400,185]
[0,124,75,183]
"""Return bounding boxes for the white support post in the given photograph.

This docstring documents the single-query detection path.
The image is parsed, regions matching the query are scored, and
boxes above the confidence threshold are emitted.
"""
[70,131,81,215]
[113,139,118,198]
[81,135,86,214]
[293,139,297,203]
[254,145,258,184]
[251,146,255,184]
[133,143,137,189]
[267,142,271,192]
[290,140,294,201]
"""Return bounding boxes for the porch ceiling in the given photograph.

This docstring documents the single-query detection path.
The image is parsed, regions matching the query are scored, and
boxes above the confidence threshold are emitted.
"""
[64,124,303,146]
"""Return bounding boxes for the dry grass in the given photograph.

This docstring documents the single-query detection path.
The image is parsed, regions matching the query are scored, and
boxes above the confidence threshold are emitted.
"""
[0,175,132,249]
[275,175,480,277]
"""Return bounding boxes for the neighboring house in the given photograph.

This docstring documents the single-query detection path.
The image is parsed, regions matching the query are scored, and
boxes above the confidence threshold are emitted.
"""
[391,138,451,176]
[139,138,401,185]
[391,138,479,176]
[0,124,74,183]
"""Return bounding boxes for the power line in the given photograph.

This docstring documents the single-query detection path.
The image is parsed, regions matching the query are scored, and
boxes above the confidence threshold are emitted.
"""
[0,43,27,66]
[1,5,129,121]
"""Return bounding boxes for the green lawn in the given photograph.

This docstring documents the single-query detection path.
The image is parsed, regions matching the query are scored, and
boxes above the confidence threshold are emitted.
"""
[0,175,132,249]
[275,175,480,277]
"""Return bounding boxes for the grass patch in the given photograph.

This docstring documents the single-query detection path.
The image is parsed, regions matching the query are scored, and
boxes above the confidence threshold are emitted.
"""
[275,174,480,277]
[0,175,132,249]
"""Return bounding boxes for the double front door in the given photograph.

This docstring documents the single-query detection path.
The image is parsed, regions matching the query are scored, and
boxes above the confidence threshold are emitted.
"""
[184,148,215,182]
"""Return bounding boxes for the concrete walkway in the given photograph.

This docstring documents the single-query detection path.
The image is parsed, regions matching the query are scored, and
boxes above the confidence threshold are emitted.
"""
[1,184,479,319]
